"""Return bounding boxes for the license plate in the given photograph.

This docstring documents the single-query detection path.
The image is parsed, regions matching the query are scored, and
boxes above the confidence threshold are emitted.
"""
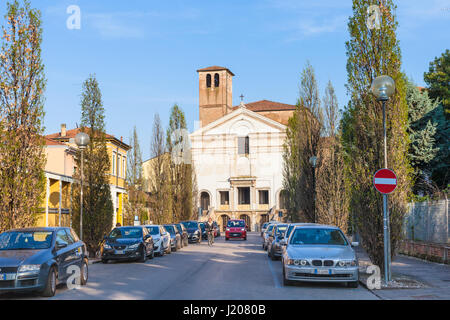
[115,250,124,255]
[315,269,332,275]
[0,273,15,281]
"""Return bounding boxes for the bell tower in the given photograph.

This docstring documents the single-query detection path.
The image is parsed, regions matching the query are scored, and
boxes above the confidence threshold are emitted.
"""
[197,66,234,127]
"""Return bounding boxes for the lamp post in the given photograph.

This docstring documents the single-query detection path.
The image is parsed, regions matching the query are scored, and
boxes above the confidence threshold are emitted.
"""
[75,132,90,241]
[371,75,395,284]
[309,155,317,223]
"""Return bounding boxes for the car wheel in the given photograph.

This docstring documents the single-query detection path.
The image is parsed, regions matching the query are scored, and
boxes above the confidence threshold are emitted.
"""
[80,259,88,285]
[159,245,165,257]
[101,259,108,264]
[41,267,57,297]
[244,237,247,241]
[225,237,229,241]
[139,246,147,263]
[347,281,359,288]
[172,242,177,252]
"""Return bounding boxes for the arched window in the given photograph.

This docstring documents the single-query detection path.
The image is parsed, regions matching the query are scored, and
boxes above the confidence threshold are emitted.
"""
[214,73,220,87]
[279,190,288,209]
[200,192,210,211]
[206,74,211,88]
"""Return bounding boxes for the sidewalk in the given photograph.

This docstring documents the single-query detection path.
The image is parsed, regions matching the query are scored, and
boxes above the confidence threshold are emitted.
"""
[355,246,450,300]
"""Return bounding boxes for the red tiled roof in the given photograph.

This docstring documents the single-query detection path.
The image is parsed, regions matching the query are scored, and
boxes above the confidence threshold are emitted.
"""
[233,100,296,112]
[44,137,66,146]
[45,128,130,149]
[197,66,235,76]
[46,128,114,140]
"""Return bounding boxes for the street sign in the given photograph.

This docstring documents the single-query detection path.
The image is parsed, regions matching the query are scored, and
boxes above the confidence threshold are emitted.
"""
[373,168,397,194]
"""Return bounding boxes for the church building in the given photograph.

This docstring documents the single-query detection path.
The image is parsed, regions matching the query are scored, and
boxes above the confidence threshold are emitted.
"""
[191,66,295,231]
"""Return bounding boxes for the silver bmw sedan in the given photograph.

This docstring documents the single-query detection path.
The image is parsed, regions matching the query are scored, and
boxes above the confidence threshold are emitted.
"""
[281,224,359,288]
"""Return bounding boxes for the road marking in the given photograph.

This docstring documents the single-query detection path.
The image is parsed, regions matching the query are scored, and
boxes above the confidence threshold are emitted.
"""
[267,256,282,288]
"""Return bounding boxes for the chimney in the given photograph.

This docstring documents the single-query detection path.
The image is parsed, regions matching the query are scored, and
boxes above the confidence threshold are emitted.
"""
[120,136,123,142]
[61,124,67,137]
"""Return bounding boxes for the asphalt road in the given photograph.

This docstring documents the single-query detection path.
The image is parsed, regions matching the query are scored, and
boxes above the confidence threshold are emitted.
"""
[1,232,378,300]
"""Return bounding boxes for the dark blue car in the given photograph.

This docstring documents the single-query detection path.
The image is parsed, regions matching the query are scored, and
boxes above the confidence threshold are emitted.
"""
[0,227,89,297]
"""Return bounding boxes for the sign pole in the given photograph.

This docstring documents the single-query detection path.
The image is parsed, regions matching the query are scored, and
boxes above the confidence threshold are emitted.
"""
[382,99,391,283]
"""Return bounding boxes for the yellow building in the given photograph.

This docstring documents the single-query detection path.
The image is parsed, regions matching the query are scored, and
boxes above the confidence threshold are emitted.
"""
[39,124,131,227]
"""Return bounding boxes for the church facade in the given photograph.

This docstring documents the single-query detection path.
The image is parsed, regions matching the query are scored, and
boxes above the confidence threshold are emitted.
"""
[191,66,295,232]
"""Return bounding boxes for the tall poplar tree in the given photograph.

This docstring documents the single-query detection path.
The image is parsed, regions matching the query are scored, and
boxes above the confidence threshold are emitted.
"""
[124,126,148,225]
[342,0,412,270]
[283,62,323,222]
[72,75,113,256]
[166,104,193,222]
[0,1,46,232]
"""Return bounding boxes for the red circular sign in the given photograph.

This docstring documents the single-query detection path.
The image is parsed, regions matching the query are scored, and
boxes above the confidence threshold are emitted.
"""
[373,169,397,194]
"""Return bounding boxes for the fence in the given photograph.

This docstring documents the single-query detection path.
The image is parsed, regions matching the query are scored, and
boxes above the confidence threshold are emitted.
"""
[403,199,449,244]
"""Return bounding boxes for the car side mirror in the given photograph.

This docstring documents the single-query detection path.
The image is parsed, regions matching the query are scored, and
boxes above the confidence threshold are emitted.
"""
[351,242,359,247]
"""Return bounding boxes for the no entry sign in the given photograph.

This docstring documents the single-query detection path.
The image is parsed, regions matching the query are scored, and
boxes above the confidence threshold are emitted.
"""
[373,168,397,194]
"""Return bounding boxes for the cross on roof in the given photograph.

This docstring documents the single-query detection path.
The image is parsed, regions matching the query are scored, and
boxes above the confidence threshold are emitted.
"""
[240,94,244,102]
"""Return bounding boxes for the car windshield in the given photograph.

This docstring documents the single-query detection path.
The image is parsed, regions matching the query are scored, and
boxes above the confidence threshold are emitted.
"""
[182,222,198,229]
[108,228,142,239]
[145,226,160,235]
[164,225,175,234]
[275,225,288,235]
[227,220,245,227]
[290,228,348,246]
[0,231,53,250]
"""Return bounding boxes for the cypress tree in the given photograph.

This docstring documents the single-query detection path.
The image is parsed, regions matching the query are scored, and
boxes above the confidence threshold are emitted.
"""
[342,0,412,271]
[72,75,114,256]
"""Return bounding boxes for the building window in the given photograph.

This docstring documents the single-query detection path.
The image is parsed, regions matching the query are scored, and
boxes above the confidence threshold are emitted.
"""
[117,154,121,177]
[214,73,220,87]
[122,157,126,178]
[220,191,229,205]
[200,192,210,210]
[259,190,269,205]
[112,152,116,176]
[238,136,249,155]
[238,187,250,205]
[206,74,211,88]
[279,190,288,209]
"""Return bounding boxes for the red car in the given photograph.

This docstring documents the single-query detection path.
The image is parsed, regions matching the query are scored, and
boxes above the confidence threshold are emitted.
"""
[225,219,247,241]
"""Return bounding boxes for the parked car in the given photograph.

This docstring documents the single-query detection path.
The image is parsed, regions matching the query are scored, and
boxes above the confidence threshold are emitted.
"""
[163,224,182,251]
[181,221,201,243]
[212,221,220,237]
[198,222,208,240]
[262,224,277,250]
[144,225,171,256]
[225,219,247,241]
[101,226,154,264]
[261,222,270,237]
[175,223,189,247]
[0,227,88,297]
[281,224,359,288]
[267,224,289,260]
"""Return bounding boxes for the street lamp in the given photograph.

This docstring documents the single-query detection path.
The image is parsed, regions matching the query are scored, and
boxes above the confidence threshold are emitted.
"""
[75,132,90,241]
[371,75,395,284]
[309,156,317,223]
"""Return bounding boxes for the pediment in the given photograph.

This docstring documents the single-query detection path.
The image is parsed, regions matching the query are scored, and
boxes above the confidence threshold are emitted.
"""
[191,106,286,137]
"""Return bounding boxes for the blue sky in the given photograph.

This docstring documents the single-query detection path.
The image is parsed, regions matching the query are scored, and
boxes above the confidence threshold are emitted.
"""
[1,0,449,160]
